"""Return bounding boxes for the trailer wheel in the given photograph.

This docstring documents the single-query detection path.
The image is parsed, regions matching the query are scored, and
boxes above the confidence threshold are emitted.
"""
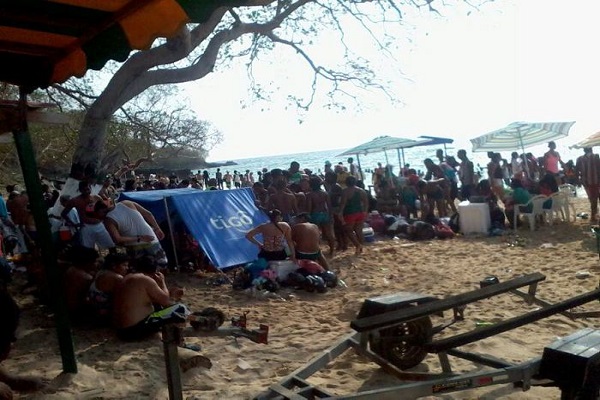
[369,316,433,370]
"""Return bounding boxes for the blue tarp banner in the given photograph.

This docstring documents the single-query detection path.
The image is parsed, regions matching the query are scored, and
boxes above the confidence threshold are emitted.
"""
[119,188,267,269]
[169,188,267,269]
[118,188,199,222]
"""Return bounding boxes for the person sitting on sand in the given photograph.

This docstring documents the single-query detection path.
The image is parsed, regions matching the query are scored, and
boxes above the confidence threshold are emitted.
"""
[113,255,189,341]
[338,176,369,255]
[245,209,296,262]
[291,213,330,270]
[0,285,47,399]
[63,246,100,320]
[88,253,129,321]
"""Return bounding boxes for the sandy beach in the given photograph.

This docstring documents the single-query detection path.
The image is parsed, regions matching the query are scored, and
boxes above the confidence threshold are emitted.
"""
[4,196,600,399]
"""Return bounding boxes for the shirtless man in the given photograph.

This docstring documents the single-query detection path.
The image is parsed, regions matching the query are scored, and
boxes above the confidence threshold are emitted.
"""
[423,158,453,215]
[98,176,117,205]
[305,176,335,256]
[289,183,307,213]
[268,180,298,223]
[291,213,330,270]
[113,255,189,341]
[61,181,115,250]
[252,182,269,209]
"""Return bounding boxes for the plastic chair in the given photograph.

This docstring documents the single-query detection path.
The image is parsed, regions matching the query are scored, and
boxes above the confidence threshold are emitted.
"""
[558,184,577,222]
[558,183,577,198]
[514,194,549,231]
[546,191,570,224]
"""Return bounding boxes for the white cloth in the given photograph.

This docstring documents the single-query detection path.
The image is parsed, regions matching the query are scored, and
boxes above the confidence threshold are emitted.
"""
[80,222,115,249]
[106,203,158,246]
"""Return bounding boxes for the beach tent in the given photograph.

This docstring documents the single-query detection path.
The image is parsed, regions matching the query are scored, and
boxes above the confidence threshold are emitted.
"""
[0,1,231,374]
[119,188,268,269]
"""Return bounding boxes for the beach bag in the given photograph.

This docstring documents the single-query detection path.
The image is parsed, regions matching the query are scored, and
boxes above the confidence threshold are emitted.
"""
[410,221,435,241]
[435,223,455,239]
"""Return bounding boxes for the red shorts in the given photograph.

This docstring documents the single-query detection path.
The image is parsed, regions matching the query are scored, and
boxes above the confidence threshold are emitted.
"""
[343,212,366,224]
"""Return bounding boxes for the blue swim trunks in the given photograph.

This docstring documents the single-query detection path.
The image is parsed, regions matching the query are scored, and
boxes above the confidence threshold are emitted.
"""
[309,212,330,225]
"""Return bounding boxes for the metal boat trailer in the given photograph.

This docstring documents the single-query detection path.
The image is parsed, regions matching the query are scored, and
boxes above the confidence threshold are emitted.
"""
[255,273,600,399]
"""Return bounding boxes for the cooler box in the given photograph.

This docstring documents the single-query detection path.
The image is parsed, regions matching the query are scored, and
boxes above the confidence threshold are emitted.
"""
[458,201,491,234]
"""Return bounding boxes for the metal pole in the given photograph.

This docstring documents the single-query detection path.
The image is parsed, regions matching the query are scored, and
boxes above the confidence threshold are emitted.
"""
[163,197,180,269]
[518,127,530,178]
[13,88,77,373]
[356,154,363,182]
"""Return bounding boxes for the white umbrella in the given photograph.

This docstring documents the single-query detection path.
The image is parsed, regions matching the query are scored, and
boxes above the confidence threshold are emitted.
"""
[471,121,576,175]
[570,131,600,149]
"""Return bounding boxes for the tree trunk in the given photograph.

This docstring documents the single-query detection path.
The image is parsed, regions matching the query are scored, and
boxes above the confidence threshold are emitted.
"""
[70,106,112,182]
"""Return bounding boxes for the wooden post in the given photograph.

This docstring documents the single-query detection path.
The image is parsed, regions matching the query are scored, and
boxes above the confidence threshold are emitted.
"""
[162,324,183,400]
[12,88,77,373]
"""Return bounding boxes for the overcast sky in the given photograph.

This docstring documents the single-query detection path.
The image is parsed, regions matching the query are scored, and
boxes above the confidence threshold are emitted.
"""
[184,0,600,162]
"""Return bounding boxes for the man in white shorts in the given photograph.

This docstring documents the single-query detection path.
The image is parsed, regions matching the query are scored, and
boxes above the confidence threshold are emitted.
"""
[61,181,115,250]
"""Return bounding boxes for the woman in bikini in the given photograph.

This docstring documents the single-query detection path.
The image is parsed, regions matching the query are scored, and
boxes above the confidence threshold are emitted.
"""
[245,209,296,262]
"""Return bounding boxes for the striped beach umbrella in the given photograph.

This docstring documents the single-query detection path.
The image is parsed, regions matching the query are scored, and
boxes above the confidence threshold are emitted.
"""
[571,131,600,149]
[471,121,576,154]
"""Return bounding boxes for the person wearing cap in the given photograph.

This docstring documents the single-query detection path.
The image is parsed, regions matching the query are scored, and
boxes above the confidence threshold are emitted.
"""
[324,161,333,174]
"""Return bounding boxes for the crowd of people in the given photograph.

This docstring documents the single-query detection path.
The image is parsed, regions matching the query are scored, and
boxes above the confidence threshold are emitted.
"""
[367,141,596,232]
[1,142,598,397]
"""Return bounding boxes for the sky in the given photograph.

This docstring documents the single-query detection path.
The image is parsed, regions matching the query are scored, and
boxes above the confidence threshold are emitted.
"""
[183,0,600,163]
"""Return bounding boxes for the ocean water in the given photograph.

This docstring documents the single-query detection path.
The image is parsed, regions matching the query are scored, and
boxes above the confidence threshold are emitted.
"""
[195,146,490,182]
[194,142,586,183]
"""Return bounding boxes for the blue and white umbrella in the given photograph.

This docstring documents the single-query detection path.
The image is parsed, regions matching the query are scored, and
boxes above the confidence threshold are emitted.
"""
[471,121,576,154]
[471,121,575,176]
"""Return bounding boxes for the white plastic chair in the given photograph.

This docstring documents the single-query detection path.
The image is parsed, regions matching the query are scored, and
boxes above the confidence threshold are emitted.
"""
[546,191,570,224]
[514,194,550,231]
[558,183,577,221]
